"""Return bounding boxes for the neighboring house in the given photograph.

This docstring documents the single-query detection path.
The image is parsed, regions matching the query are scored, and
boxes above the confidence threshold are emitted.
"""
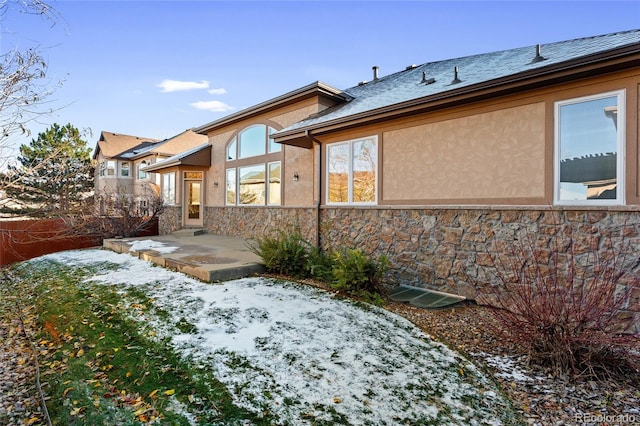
[146,30,640,330]
[93,129,207,215]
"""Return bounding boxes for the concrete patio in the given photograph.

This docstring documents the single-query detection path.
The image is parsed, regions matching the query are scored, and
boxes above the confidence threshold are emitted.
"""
[103,229,265,282]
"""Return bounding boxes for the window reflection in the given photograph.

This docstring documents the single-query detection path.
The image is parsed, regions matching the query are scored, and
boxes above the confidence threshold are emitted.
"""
[558,94,620,202]
[239,165,266,205]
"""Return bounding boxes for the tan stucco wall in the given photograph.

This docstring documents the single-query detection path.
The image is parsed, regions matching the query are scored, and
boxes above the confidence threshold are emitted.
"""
[382,102,546,201]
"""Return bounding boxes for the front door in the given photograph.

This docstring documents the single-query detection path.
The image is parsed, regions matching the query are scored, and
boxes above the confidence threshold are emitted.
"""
[184,175,203,227]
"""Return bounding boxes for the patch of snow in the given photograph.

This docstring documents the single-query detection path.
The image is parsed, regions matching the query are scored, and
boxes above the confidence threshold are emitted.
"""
[476,353,534,383]
[40,249,514,425]
[125,239,178,254]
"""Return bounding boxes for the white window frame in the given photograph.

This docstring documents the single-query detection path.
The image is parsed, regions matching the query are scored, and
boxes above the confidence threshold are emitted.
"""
[162,172,176,205]
[554,90,625,206]
[326,136,378,205]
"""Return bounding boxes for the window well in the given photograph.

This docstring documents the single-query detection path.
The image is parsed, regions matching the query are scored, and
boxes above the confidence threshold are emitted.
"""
[388,285,467,309]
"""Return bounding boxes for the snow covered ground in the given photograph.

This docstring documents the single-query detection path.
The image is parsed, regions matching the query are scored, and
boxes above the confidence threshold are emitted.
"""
[39,249,516,425]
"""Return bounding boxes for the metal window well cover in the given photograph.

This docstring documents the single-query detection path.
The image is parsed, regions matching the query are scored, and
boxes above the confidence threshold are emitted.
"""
[388,285,467,309]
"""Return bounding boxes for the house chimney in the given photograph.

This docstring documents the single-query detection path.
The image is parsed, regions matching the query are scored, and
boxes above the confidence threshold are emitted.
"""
[372,66,379,81]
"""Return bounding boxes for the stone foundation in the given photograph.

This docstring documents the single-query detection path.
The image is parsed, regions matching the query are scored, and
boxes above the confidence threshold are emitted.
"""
[203,206,318,245]
[320,207,640,333]
[158,206,182,235]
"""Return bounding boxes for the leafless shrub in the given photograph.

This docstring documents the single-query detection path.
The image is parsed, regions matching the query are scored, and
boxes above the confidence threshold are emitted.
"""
[474,222,640,379]
[63,185,164,238]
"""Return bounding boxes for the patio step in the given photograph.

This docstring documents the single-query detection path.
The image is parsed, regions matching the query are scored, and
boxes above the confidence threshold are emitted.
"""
[172,228,206,237]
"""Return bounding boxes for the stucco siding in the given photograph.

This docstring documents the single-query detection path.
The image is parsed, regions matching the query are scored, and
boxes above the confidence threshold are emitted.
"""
[382,102,546,201]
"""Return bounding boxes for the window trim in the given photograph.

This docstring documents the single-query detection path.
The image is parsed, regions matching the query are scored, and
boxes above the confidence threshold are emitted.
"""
[553,90,625,206]
[326,135,378,206]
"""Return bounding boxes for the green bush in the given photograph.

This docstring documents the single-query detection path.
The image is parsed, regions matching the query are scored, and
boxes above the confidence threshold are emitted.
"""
[251,230,388,305]
[250,231,311,278]
[305,246,335,282]
[331,249,388,300]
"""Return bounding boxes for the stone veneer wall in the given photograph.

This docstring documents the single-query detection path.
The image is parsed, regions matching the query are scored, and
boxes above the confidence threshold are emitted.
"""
[203,207,318,244]
[320,207,640,333]
[159,206,182,235]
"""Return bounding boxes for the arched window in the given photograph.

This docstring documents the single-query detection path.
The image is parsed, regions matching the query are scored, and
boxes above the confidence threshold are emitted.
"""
[225,124,282,206]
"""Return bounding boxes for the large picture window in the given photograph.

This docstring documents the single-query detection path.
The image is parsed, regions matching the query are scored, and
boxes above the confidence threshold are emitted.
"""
[225,124,282,206]
[327,136,377,204]
[555,91,625,205]
[226,162,282,206]
[162,172,176,205]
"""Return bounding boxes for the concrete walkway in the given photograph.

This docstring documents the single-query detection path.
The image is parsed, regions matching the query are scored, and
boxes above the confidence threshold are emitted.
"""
[103,230,265,282]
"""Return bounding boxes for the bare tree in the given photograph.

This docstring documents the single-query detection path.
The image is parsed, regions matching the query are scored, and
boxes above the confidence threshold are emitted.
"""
[0,0,63,165]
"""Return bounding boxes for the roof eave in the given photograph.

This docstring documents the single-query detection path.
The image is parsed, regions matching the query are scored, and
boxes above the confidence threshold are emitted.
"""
[194,81,350,134]
[142,144,212,172]
[274,43,640,146]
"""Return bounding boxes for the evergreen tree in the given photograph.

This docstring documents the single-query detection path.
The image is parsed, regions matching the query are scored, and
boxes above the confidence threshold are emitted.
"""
[5,123,93,216]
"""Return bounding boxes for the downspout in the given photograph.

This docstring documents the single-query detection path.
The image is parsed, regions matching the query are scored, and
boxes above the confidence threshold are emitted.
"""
[305,129,322,248]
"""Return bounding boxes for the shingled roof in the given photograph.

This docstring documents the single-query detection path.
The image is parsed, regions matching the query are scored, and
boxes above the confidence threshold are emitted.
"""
[93,131,160,160]
[274,29,640,145]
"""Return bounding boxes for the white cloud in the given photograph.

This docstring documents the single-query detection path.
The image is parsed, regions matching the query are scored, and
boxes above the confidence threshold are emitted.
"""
[190,100,235,113]
[157,79,210,93]
[208,88,227,95]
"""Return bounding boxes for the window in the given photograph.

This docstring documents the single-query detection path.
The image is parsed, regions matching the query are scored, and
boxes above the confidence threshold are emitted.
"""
[106,160,116,176]
[327,136,377,204]
[268,127,281,153]
[227,124,278,159]
[555,91,625,205]
[225,124,282,206]
[268,162,281,205]
[239,165,266,205]
[99,161,106,177]
[226,169,236,205]
[227,139,237,160]
[137,161,148,180]
[162,172,176,205]
[120,161,130,177]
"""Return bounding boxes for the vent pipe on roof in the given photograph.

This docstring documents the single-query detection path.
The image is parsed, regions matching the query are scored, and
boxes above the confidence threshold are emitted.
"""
[531,44,547,63]
[451,66,462,84]
[421,71,435,85]
[372,66,379,81]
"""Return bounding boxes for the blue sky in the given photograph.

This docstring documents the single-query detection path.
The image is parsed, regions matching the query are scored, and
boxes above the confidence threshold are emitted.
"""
[3,0,639,153]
